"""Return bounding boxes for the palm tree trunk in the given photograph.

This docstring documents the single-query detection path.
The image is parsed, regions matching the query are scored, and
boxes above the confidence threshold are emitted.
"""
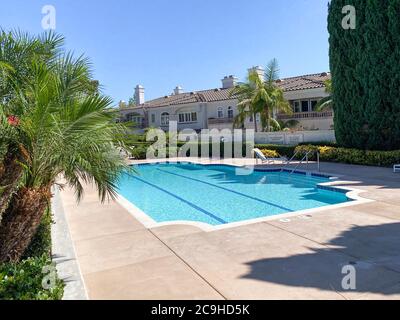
[265,107,270,132]
[0,151,23,219]
[0,186,51,263]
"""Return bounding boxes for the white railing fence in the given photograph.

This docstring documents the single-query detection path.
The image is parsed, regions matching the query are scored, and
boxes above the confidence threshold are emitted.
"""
[254,130,336,145]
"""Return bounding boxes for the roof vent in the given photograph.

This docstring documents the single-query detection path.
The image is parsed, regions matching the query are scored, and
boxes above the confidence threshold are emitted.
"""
[214,88,221,92]
[190,91,196,95]
[164,95,169,99]
[321,72,328,76]
[276,79,283,83]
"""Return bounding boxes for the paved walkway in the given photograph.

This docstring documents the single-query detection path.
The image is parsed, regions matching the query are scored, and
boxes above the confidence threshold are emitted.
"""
[58,159,400,300]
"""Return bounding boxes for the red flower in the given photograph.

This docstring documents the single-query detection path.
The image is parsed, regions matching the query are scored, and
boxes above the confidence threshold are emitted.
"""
[7,115,20,127]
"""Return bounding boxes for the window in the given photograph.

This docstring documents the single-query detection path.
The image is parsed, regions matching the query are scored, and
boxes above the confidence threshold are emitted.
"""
[249,115,254,122]
[292,101,301,113]
[127,114,142,123]
[256,114,260,122]
[135,116,142,123]
[161,112,169,126]
[217,107,224,118]
[311,100,318,111]
[178,112,198,123]
[151,114,155,123]
[228,107,234,119]
[301,100,310,112]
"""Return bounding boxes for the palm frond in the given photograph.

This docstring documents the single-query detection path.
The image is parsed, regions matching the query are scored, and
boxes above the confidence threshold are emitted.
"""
[315,96,332,111]
[1,30,131,202]
[265,58,280,84]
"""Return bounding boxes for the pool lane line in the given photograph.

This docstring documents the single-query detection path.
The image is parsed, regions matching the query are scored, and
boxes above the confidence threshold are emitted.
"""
[124,174,227,224]
[157,168,294,213]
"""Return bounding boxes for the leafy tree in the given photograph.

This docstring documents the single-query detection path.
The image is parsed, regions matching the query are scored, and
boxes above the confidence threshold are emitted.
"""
[328,0,400,150]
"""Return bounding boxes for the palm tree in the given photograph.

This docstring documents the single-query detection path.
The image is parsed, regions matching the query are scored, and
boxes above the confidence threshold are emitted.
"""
[1,30,64,221]
[315,79,332,111]
[229,81,259,132]
[230,59,292,132]
[0,32,131,262]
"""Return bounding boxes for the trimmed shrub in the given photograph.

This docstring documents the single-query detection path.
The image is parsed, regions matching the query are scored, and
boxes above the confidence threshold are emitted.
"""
[320,147,400,166]
[298,141,337,147]
[294,144,400,167]
[261,149,280,159]
[178,142,248,159]
[0,254,64,300]
[255,144,296,158]
[0,207,64,300]
[293,145,320,160]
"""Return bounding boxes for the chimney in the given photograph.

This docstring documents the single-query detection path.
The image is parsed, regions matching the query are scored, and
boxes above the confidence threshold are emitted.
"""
[248,66,265,81]
[221,75,238,89]
[174,86,183,95]
[135,85,145,105]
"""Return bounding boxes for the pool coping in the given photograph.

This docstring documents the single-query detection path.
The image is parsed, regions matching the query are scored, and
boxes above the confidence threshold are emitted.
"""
[116,160,374,232]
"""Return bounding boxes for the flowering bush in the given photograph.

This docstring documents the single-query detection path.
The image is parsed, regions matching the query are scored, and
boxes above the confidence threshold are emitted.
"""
[261,149,280,159]
[7,115,19,127]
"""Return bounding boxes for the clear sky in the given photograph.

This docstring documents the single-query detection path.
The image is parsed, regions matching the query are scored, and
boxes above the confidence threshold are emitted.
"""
[0,0,330,104]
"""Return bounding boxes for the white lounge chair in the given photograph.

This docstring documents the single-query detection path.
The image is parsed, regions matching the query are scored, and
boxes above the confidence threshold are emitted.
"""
[394,164,400,173]
[253,148,286,164]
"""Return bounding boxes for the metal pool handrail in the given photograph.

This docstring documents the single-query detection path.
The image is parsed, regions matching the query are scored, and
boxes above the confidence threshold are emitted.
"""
[280,150,320,174]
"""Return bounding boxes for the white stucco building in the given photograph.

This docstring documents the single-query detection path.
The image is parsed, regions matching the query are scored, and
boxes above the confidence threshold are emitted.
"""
[119,67,332,132]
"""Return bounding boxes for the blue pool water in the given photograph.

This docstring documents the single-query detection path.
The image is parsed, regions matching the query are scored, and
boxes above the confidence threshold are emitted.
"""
[117,163,350,226]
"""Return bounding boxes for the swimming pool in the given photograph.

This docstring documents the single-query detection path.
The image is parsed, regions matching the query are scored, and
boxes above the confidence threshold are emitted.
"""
[117,163,351,226]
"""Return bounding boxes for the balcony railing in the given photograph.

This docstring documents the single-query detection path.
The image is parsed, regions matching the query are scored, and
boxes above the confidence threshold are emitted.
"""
[208,117,234,125]
[277,111,333,120]
[120,119,147,129]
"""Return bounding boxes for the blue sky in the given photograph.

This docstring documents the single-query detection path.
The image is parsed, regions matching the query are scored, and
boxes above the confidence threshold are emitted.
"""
[0,0,330,104]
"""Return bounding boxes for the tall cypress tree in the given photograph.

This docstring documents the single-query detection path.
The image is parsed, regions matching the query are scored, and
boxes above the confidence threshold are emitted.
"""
[328,0,400,150]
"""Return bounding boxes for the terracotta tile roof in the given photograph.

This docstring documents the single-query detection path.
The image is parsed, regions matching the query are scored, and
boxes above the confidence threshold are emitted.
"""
[277,72,331,92]
[127,72,330,110]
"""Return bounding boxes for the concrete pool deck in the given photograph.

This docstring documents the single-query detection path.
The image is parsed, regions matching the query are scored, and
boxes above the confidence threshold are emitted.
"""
[57,159,400,300]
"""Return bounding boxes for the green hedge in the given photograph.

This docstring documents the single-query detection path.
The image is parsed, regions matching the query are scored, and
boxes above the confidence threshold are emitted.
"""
[128,138,400,167]
[131,142,251,159]
[130,142,297,159]
[294,145,400,167]
[0,208,64,300]
[254,144,296,158]
[298,141,338,147]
